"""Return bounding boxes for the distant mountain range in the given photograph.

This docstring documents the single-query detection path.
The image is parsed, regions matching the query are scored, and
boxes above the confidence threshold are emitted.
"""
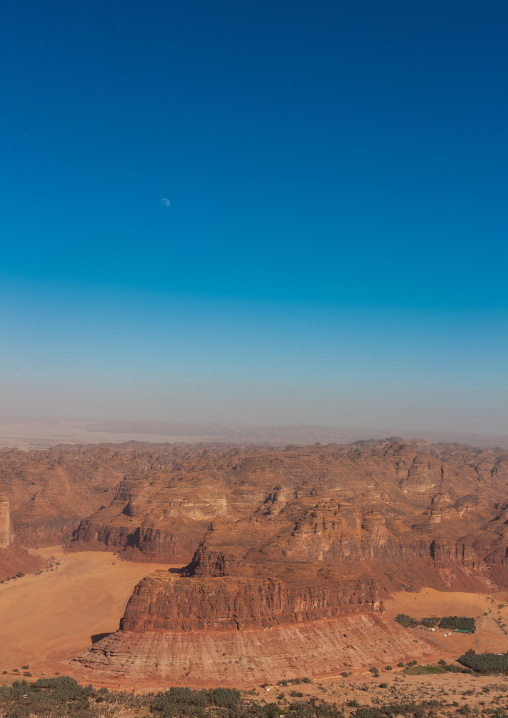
[0,415,507,449]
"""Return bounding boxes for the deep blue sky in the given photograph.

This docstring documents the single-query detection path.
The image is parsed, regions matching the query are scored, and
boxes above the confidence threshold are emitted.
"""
[1,1,507,432]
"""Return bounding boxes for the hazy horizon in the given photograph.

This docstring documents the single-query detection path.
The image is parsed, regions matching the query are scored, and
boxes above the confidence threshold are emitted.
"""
[2,1,507,434]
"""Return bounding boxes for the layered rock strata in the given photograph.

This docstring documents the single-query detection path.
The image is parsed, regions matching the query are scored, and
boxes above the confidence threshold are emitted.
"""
[69,440,508,567]
[0,496,12,548]
[76,613,437,686]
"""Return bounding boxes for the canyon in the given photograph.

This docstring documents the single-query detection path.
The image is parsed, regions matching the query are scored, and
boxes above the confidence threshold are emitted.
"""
[1,438,508,685]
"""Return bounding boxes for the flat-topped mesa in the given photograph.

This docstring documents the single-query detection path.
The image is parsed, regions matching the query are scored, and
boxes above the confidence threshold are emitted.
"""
[120,568,381,633]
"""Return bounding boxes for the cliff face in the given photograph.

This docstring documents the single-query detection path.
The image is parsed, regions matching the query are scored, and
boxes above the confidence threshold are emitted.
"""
[2,439,508,562]
[0,496,12,548]
[0,445,134,546]
[66,440,508,566]
[120,569,380,633]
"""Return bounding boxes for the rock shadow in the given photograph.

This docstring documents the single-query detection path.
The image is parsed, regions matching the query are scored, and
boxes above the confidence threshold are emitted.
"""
[91,632,113,644]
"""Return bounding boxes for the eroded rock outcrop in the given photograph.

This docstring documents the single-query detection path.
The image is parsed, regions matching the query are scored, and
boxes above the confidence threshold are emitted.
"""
[0,496,12,548]
[66,438,508,684]
[66,440,508,565]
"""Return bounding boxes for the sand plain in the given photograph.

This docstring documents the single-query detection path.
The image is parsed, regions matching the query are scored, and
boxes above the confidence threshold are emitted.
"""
[0,547,176,681]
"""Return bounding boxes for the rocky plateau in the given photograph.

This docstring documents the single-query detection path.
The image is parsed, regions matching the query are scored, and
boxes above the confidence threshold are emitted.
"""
[2,438,508,683]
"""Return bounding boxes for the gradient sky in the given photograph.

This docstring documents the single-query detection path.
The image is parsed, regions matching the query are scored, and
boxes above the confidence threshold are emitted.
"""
[1,0,507,432]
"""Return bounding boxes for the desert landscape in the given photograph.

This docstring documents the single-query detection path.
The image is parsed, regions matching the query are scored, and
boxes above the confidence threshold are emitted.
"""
[1,437,508,714]
[3,1,508,715]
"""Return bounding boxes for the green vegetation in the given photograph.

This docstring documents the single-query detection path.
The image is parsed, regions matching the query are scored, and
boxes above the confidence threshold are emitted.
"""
[0,678,346,718]
[403,665,446,675]
[2,672,506,718]
[394,614,476,632]
[439,616,476,632]
[394,614,419,628]
[420,616,440,627]
[349,699,441,718]
[458,651,508,674]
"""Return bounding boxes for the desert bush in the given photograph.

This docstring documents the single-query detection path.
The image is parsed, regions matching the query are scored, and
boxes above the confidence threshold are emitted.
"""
[207,687,242,709]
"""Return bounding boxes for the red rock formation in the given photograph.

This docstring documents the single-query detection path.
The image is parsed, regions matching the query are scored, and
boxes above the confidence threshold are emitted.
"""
[45,438,505,684]
[75,613,438,686]
[0,496,13,548]
[67,440,508,568]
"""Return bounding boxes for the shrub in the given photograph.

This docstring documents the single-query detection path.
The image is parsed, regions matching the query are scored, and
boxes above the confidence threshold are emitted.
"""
[384,665,393,671]
[32,676,82,699]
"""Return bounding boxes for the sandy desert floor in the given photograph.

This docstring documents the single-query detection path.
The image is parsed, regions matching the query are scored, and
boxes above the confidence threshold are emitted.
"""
[0,547,177,683]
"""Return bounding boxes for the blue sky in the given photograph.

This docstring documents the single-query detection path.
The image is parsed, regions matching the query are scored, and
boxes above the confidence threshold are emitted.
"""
[1,1,507,432]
